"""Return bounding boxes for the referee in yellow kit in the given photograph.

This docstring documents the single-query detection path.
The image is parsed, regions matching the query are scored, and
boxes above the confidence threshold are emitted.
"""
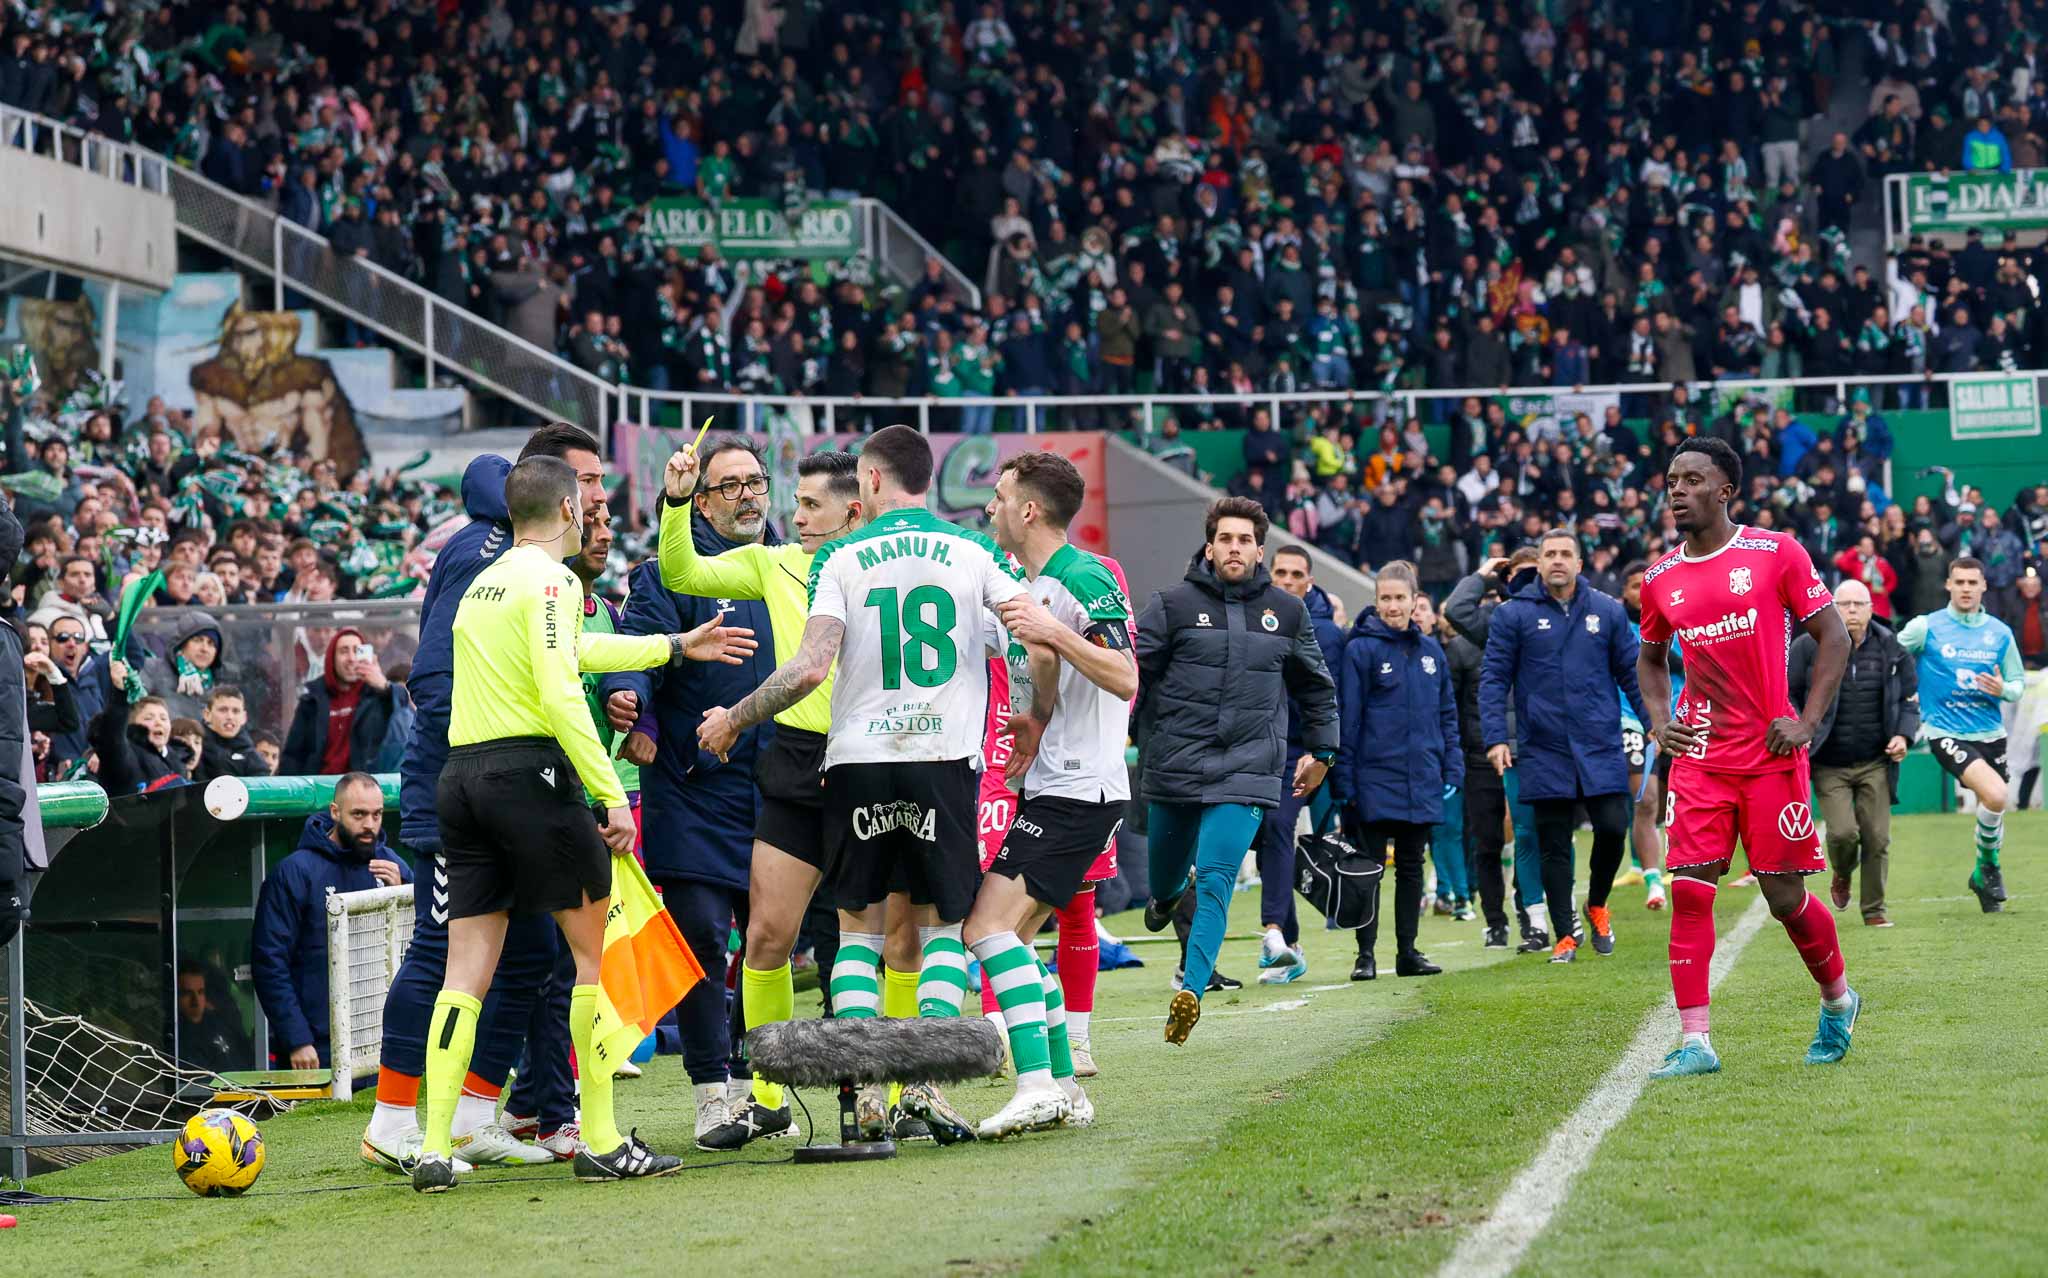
[413,454,753,1192]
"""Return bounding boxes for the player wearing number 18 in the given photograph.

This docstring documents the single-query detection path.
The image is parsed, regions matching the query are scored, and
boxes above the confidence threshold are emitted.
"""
[1636,438,1861,1081]
[699,425,1037,1142]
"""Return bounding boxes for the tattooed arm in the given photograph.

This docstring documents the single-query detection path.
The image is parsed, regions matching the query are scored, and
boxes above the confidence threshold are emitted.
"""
[697,616,844,761]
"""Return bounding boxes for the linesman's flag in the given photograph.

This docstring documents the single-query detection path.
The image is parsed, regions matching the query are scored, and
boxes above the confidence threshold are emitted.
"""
[592,856,704,1068]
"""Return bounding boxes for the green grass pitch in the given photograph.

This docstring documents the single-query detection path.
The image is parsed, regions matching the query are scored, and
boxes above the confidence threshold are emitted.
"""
[17,812,2045,1277]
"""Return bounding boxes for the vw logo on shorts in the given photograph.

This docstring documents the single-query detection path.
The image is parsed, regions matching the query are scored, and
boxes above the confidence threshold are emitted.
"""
[1777,802,1816,843]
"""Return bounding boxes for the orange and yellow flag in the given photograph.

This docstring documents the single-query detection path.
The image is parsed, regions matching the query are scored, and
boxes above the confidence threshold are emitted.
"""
[593,856,704,1065]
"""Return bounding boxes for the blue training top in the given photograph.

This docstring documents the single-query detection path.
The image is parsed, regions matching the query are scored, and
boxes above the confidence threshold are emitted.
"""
[1898,607,2023,741]
[398,455,512,848]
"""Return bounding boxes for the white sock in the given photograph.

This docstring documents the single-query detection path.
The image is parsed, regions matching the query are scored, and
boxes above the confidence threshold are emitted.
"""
[1682,1032,1712,1052]
[1067,1009,1091,1042]
[367,1101,417,1144]
[1822,989,1855,1014]
[1525,903,1546,930]
[1059,1075,1083,1102]
[452,1090,497,1136]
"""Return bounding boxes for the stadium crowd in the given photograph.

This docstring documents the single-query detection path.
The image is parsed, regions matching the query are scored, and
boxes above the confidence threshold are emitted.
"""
[5,0,2048,408]
[0,373,464,784]
[9,0,2048,590]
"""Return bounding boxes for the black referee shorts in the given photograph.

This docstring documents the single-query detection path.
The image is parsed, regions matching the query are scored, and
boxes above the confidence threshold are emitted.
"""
[436,738,611,919]
[753,725,828,868]
[822,759,979,922]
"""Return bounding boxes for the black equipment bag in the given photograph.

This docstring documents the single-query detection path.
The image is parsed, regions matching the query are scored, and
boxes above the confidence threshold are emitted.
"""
[1294,813,1382,930]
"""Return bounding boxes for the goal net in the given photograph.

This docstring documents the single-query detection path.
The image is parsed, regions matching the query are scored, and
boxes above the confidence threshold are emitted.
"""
[325,884,414,1101]
[0,999,290,1173]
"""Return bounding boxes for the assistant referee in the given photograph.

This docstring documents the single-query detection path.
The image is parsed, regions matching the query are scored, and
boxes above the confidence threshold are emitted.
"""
[413,456,700,1192]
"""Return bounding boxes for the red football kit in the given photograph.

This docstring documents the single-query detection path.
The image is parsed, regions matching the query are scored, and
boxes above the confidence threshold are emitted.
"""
[1638,527,1834,875]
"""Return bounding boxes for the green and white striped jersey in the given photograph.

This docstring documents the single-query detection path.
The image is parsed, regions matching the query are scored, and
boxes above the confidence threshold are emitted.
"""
[1006,543,1133,803]
[809,506,1027,767]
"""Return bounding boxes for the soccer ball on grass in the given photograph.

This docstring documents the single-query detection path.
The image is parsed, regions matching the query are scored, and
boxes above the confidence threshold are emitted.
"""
[173,1109,265,1197]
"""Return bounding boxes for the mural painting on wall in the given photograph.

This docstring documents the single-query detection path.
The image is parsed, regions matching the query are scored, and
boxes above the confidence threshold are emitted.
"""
[189,309,364,476]
[17,296,100,401]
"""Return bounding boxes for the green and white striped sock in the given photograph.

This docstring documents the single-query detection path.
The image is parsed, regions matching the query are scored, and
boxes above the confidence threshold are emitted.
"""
[1039,960,1074,1082]
[968,933,1051,1086]
[1976,808,2004,872]
[830,932,883,1019]
[917,924,968,1017]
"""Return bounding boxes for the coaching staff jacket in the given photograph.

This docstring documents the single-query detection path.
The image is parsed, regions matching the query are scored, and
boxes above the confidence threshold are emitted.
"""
[1331,614,1464,826]
[1789,619,1920,804]
[607,514,778,891]
[1478,574,1646,802]
[1135,551,1339,809]
[1285,582,1347,753]
[397,455,511,850]
[250,812,412,1066]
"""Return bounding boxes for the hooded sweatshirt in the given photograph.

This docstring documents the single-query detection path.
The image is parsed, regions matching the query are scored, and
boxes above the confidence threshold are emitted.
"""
[318,627,367,775]
[280,626,395,777]
[142,609,225,720]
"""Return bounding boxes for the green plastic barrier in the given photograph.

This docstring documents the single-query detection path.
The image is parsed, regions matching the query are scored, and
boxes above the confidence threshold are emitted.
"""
[202,773,401,822]
[34,781,109,830]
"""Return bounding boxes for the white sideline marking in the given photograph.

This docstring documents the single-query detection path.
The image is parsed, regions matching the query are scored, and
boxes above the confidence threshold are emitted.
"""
[1096,997,1321,1025]
[1435,897,1772,1278]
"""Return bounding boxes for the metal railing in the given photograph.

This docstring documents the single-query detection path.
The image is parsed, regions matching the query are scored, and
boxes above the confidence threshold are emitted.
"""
[618,369,2027,437]
[167,164,621,441]
[0,105,170,196]
[864,198,981,308]
[163,158,978,445]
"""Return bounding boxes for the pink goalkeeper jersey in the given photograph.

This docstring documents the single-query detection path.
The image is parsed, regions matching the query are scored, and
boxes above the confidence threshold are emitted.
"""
[1637,526,1834,775]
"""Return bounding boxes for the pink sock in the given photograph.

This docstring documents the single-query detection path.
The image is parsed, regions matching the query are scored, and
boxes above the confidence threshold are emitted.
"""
[1669,877,1717,1030]
[1782,893,1849,1000]
[1056,889,1098,1014]
[978,970,999,1017]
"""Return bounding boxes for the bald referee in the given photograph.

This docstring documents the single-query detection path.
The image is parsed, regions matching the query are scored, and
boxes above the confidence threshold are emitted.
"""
[413,456,751,1191]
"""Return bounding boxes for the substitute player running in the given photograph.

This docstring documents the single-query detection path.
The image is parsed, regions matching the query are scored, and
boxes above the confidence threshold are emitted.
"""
[699,425,1032,1142]
[412,456,749,1191]
[965,452,1135,1137]
[1636,438,1860,1080]
[1898,556,2024,913]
